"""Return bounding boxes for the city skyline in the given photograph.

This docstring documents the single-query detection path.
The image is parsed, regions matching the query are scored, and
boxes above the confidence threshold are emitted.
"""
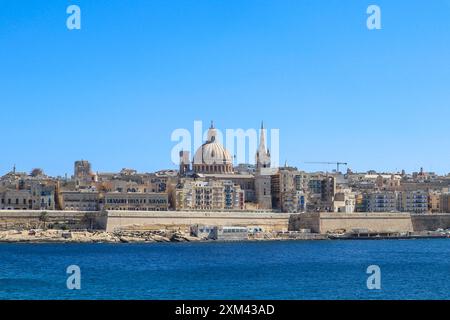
[0,117,449,177]
[2,1,450,304]
[1,0,450,175]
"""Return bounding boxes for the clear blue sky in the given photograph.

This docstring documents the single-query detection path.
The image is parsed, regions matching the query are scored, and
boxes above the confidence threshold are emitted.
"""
[1,0,450,176]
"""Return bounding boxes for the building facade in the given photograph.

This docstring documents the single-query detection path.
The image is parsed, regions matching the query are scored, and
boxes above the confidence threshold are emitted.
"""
[103,192,168,211]
[174,180,244,211]
[398,190,428,213]
[0,189,32,210]
[59,191,100,211]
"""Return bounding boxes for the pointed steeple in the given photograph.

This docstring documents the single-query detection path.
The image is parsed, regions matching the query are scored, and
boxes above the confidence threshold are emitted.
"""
[259,121,266,152]
[256,121,271,169]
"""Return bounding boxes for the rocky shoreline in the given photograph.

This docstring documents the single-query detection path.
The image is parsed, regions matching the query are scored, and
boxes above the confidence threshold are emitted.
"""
[0,229,328,243]
[0,229,202,243]
[2,229,443,243]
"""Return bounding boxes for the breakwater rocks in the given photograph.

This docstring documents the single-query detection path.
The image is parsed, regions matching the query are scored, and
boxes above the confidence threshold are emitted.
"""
[0,229,201,243]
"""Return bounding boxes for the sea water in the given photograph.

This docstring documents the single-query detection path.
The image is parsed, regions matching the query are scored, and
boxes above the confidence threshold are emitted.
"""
[0,239,449,300]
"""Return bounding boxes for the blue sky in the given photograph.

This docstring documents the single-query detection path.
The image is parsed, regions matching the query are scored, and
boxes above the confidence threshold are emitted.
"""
[1,0,450,176]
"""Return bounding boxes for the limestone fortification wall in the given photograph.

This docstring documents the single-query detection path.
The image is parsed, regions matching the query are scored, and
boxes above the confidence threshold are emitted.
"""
[320,212,414,233]
[0,210,290,232]
[289,212,415,233]
[411,214,450,232]
[289,213,321,233]
[2,210,450,234]
[0,210,107,230]
[104,211,291,233]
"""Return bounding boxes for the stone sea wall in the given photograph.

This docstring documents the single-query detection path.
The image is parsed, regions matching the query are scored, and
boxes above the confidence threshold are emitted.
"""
[319,212,414,233]
[0,210,107,231]
[289,212,450,234]
[288,213,321,233]
[1,210,450,237]
[0,210,291,234]
[411,214,450,232]
[104,211,291,233]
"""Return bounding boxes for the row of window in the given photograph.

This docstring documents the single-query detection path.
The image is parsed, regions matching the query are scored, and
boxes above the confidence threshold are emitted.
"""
[106,198,167,204]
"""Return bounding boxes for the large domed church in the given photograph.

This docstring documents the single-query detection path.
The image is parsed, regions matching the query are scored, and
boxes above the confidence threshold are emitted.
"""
[177,121,273,210]
[192,122,234,174]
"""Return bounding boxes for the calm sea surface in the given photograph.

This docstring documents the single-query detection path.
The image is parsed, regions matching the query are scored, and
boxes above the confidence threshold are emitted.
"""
[0,239,449,300]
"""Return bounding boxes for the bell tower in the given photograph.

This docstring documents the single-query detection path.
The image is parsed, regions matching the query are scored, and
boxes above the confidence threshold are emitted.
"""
[255,121,272,209]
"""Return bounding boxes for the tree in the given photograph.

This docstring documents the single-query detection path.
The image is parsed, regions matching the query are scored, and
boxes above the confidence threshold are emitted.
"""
[30,168,44,177]
[39,211,49,230]
[82,212,95,230]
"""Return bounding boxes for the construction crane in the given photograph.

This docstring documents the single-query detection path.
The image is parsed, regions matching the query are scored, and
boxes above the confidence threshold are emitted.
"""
[304,161,348,173]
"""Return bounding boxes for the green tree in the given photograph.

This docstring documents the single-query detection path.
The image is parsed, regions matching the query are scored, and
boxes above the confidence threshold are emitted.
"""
[39,211,49,230]
[82,212,95,230]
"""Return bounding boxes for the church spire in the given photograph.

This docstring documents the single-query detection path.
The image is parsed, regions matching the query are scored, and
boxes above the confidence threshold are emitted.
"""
[259,121,266,152]
[256,121,271,169]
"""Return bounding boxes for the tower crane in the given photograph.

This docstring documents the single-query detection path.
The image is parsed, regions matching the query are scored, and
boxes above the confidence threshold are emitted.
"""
[304,161,348,173]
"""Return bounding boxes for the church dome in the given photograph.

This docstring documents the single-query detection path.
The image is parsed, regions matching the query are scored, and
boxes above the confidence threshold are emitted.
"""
[194,140,233,165]
[193,122,233,174]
